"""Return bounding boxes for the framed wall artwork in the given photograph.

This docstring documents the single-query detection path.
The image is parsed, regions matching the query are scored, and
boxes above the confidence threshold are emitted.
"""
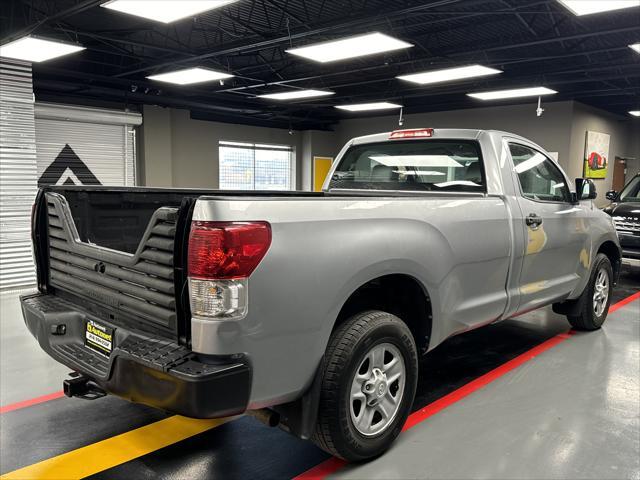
[583,131,610,179]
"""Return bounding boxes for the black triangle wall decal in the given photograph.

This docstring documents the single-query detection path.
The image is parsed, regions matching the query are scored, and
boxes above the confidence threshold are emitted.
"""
[38,144,102,187]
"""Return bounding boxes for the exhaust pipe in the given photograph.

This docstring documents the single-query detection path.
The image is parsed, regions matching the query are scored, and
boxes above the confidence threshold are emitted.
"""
[63,372,106,400]
[247,408,280,427]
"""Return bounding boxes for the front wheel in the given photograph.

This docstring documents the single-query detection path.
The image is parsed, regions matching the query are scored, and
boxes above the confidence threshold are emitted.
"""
[312,310,418,462]
[567,253,613,331]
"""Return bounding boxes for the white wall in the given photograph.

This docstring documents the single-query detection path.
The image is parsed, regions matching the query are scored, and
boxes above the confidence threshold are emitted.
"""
[335,101,576,166]
[567,103,633,204]
[140,105,173,187]
[141,106,303,189]
[333,100,636,204]
[300,130,338,191]
[140,101,636,202]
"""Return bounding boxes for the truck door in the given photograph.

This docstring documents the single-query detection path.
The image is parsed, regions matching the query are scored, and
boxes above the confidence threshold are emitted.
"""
[506,142,591,313]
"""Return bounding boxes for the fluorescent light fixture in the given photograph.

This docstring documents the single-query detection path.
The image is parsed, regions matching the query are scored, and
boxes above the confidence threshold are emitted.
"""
[467,87,557,100]
[286,32,413,63]
[257,90,334,100]
[556,0,640,16]
[630,43,640,54]
[629,111,640,117]
[0,36,84,63]
[101,0,238,23]
[397,65,502,85]
[336,102,402,112]
[147,67,233,85]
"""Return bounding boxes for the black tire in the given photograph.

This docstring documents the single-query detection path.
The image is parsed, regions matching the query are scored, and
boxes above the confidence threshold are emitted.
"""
[567,253,613,331]
[312,310,418,462]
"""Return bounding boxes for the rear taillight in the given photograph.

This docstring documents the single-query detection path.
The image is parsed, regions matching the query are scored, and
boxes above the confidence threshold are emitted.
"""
[187,221,271,320]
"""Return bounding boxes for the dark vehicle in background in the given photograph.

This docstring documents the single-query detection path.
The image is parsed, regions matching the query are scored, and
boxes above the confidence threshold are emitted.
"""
[604,173,640,266]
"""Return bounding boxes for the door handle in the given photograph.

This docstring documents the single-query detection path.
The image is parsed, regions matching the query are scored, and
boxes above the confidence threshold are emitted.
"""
[525,213,543,229]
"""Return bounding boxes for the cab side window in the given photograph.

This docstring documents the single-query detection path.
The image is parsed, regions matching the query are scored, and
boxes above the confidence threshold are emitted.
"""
[509,143,570,203]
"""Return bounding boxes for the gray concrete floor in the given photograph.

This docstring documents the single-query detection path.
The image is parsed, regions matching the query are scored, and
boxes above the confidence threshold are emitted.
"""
[0,268,638,479]
[334,298,640,480]
[0,289,70,405]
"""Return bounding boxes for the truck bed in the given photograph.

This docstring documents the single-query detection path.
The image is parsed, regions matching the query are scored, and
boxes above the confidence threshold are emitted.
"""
[36,186,325,344]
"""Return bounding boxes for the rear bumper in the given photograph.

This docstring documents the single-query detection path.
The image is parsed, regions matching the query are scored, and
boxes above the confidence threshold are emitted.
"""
[20,293,251,418]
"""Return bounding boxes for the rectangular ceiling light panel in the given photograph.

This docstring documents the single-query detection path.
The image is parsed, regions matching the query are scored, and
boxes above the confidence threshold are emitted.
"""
[397,65,502,85]
[336,102,402,111]
[101,0,238,23]
[147,67,233,85]
[286,32,413,63]
[467,87,557,100]
[556,0,639,16]
[0,37,85,62]
[630,43,640,53]
[629,111,640,117]
[258,90,334,100]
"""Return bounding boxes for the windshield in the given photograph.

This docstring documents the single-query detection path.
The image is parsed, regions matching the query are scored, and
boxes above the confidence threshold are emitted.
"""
[619,176,640,202]
[328,140,484,192]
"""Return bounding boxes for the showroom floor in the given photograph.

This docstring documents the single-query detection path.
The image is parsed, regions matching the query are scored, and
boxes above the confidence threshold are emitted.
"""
[1,267,638,480]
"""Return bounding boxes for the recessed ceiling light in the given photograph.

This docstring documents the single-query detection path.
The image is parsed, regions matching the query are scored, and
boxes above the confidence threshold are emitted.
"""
[101,0,238,23]
[257,90,335,100]
[556,0,639,16]
[467,87,558,100]
[630,111,640,117]
[630,43,640,54]
[336,102,402,112]
[397,65,502,85]
[286,32,413,63]
[0,36,85,63]
[147,67,233,85]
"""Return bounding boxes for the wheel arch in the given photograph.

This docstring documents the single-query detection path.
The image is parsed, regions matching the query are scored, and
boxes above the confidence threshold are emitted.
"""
[596,240,621,284]
[332,273,433,355]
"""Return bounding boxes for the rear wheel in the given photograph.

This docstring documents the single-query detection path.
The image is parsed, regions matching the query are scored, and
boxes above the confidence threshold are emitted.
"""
[312,310,418,462]
[567,253,613,331]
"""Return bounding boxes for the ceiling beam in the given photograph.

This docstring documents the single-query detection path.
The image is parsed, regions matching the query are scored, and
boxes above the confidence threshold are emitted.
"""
[1,0,104,43]
[111,0,471,78]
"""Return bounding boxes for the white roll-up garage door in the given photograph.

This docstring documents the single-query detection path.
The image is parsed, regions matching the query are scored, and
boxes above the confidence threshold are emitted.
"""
[0,101,142,290]
[0,58,38,290]
[35,103,141,188]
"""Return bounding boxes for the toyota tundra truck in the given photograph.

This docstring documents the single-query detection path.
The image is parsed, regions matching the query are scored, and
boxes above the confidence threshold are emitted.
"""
[21,128,621,461]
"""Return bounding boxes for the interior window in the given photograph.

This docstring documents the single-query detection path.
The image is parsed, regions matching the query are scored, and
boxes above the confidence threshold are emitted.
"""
[328,140,484,192]
[219,141,293,190]
[509,144,570,203]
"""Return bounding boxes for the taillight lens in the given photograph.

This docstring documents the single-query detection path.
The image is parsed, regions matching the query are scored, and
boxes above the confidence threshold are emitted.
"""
[188,221,271,280]
[188,221,271,320]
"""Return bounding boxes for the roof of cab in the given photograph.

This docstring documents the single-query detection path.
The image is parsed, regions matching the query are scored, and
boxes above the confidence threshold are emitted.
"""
[350,128,481,145]
[349,128,546,153]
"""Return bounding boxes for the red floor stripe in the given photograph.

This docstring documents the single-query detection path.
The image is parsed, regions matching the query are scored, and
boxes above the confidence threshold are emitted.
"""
[293,292,639,480]
[0,390,65,414]
[609,291,640,313]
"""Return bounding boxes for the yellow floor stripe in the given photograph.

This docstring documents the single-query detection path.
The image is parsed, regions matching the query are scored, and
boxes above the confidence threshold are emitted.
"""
[1,415,232,480]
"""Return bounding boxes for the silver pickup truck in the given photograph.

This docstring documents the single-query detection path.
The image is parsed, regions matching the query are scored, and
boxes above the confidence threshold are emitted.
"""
[21,128,621,461]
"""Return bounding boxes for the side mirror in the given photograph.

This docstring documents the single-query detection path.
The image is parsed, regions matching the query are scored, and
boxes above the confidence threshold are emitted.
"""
[575,178,597,201]
[605,190,618,201]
